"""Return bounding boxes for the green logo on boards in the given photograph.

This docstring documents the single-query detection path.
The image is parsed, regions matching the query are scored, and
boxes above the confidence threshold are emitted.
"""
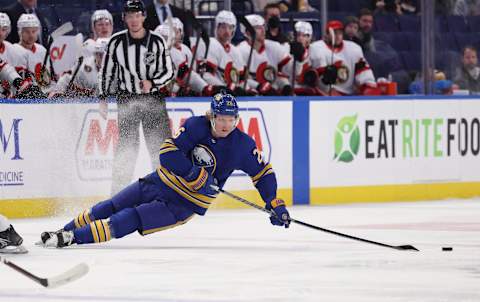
[334,114,360,163]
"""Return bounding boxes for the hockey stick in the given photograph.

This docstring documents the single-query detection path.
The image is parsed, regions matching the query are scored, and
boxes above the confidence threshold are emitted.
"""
[328,27,335,96]
[67,34,86,90]
[214,187,419,251]
[237,15,256,91]
[290,16,297,95]
[40,22,74,84]
[184,13,208,87]
[1,257,89,288]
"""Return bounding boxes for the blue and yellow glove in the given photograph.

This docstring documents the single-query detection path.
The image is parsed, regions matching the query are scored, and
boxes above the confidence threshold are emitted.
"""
[266,198,290,228]
[184,166,218,196]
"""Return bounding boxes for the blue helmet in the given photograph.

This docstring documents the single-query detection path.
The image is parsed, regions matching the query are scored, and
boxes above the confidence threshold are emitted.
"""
[211,93,239,117]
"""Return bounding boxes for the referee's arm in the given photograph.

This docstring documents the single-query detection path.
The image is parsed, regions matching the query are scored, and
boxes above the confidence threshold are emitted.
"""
[151,37,174,90]
[99,37,118,97]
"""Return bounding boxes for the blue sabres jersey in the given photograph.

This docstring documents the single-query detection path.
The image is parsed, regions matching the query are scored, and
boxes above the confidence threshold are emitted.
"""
[157,115,277,215]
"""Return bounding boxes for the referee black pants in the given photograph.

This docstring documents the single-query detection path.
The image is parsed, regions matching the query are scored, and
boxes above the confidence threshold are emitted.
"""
[111,92,170,195]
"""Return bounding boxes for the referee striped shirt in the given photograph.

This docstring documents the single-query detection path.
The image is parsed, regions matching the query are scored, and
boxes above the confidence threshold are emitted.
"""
[99,29,174,96]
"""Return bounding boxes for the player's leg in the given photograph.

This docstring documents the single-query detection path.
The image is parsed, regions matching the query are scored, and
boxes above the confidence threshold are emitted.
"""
[142,96,170,169]
[62,172,163,232]
[111,96,142,195]
[0,214,27,254]
[41,199,194,247]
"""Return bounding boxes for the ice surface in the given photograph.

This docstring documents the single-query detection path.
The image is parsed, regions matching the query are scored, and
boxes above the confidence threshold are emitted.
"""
[2,199,480,302]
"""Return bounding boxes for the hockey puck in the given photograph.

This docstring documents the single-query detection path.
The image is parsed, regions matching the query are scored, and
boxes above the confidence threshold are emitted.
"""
[442,247,453,251]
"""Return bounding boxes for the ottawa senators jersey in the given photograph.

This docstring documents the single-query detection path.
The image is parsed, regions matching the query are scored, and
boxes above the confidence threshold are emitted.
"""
[309,40,376,95]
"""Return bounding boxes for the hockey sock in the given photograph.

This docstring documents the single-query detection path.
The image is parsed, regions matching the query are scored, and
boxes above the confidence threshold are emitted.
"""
[64,200,115,231]
[74,219,113,244]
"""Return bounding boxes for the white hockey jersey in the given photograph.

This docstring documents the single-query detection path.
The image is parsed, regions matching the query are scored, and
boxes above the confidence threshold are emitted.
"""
[0,41,28,76]
[13,43,47,84]
[194,37,245,88]
[309,40,376,95]
[52,56,99,96]
[0,58,21,97]
[82,38,96,57]
[170,43,207,94]
[237,39,292,90]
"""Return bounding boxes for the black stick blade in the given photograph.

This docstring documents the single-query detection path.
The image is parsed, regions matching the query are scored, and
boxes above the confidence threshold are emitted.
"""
[395,245,419,251]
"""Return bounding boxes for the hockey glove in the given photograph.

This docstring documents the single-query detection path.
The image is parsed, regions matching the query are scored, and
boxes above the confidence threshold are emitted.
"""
[321,65,338,85]
[303,68,319,87]
[266,198,290,228]
[184,166,218,197]
[289,41,306,62]
[13,78,46,99]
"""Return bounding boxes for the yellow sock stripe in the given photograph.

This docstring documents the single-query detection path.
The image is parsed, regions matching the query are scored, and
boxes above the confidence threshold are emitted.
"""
[90,221,100,243]
[74,216,81,229]
[83,210,92,224]
[95,220,106,242]
[102,220,111,241]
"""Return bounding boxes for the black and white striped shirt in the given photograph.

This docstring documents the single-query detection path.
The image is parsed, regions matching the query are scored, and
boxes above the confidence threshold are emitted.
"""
[99,29,174,96]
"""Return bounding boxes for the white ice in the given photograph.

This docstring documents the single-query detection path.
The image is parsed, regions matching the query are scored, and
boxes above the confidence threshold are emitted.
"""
[2,199,480,302]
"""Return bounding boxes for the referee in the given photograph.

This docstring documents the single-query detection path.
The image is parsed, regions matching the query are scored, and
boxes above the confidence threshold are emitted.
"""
[99,0,174,195]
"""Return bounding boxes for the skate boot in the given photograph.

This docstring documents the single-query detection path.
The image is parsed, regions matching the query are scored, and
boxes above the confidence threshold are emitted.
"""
[0,225,28,254]
[39,229,75,248]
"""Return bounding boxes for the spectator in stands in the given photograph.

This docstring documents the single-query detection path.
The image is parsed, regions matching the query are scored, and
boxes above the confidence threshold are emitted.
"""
[371,0,398,15]
[453,0,480,16]
[396,0,419,14]
[409,69,454,94]
[357,8,375,52]
[5,0,49,45]
[264,3,289,45]
[357,8,410,93]
[453,46,480,93]
[144,0,192,47]
[373,0,419,15]
[343,16,362,46]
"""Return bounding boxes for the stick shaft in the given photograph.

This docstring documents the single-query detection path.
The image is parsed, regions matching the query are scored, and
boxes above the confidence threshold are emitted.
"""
[217,188,417,251]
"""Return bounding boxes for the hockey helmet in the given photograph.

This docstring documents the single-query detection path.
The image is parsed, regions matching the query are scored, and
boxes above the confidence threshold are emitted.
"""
[211,92,239,117]
[326,20,344,31]
[154,24,170,40]
[91,9,113,28]
[215,10,236,31]
[295,21,313,36]
[0,13,11,33]
[123,0,146,15]
[245,14,265,28]
[17,14,40,31]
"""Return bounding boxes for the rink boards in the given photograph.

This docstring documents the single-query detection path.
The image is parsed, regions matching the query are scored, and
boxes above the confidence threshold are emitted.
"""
[1,96,480,218]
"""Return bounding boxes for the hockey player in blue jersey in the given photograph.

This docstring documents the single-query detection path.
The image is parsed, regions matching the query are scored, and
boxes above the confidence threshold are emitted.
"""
[39,92,290,248]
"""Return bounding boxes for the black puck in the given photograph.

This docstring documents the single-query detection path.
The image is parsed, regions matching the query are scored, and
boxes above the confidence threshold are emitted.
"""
[442,247,453,251]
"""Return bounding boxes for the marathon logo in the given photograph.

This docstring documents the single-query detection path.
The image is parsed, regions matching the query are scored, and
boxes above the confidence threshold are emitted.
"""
[76,110,118,180]
[0,118,25,186]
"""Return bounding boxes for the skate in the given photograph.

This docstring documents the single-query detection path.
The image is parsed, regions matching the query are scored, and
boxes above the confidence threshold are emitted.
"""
[38,230,75,248]
[0,225,28,254]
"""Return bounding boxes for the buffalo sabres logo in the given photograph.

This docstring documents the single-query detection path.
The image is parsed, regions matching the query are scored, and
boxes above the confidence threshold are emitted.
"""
[191,145,216,174]
[143,51,155,65]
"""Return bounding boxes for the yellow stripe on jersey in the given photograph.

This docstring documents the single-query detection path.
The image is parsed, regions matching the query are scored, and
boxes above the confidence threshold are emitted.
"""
[74,209,92,229]
[251,163,273,184]
[141,215,194,235]
[159,139,179,155]
[90,219,112,243]
[156,167,215,209]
